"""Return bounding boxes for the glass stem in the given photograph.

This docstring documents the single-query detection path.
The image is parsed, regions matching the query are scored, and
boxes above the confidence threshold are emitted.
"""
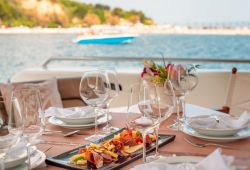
[27,143,31,170]
[0,153,5,170]
[181,95,186,122]
[176,97,181,131]
[106,102,110,128]
[154,125,159,156]
[142,132,147,163]
[94,107,98,136]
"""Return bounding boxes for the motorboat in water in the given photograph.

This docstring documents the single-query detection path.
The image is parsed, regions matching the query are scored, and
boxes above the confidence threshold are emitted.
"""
[73,34,138,44]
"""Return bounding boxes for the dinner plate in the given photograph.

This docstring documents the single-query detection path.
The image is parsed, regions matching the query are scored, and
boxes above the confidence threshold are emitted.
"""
[48,114,112,129]
[146,155,235,170]
[183,125,250,142]
[55,107,105,125]
[186,115,249,137]
[154,155,204,164]
[8,149,46,170]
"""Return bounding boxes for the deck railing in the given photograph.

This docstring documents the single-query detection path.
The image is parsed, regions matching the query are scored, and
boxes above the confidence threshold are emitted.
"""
[41,56,250,69]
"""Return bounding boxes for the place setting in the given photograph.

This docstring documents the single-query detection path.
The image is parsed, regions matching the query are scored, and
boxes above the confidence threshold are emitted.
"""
[131,148,237,170]
[0,90,46,170]
[4,144,46,170]
[182,111,250,142]
[45,106,111,129]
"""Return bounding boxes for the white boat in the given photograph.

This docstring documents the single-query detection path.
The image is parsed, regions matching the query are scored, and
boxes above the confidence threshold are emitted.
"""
[11,56,250,116]
[73,34,138,44]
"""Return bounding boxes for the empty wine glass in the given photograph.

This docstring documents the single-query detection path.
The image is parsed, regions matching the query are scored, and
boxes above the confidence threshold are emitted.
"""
[0,96,23,170]
[146,80,176,162]
[79,70,109,142]
[101,68,120,133]
[168,64,198,130]
[127,81,161,163]
[14,88,44,169]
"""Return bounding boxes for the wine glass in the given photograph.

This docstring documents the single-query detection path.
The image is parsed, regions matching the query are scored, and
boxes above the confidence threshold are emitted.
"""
[0,96,23,170]
[79,70,109,142]
[127,81,161,163]
[101,68,120,133]
[146,80,176,161]
[14,88,44,169]
[168,64,198,130]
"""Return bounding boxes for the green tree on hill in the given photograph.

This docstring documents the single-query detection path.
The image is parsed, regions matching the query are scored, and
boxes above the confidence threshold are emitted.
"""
[0,0,154,27]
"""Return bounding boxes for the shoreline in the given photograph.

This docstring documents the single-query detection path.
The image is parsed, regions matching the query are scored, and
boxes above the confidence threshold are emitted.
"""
[1,25,250,35]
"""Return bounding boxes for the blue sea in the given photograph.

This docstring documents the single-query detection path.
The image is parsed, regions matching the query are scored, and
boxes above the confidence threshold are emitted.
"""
[0,34,250,82]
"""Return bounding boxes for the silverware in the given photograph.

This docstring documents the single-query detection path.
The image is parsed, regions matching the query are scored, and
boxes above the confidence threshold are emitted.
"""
[184,137,249,151]
[63,130,80,137]
[40,140,82,146]
[43,146,53,153]
[43,130,80,137]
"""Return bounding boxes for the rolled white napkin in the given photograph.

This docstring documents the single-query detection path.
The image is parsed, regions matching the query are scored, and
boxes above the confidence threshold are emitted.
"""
[131,149,234,170]
[187,112,250,129]
[45,106,94,118]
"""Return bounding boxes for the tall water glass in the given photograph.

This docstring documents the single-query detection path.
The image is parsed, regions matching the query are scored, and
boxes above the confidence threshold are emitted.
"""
[145,80,176,161]
[168,65,198,130]
[79,70,109,142]
[14,88,44,169]
[127,81,161,163]
[101,68,119,133]
[0,96,23,170]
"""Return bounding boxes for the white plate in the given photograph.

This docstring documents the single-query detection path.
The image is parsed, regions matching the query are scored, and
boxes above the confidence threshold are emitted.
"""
[183,125,250,142]
[55,108,105,125]
[5,147,27,169]
[186,115,249,137]
[155,155,204,164]
[150,156,235,170]
[48,114,112,129]
[8,149,46,170]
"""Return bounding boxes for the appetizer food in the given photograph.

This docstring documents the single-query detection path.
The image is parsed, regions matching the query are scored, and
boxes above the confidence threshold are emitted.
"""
[69,129,156,168]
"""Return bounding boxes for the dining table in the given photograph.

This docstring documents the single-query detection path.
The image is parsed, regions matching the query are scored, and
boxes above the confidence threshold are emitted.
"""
[35,109,250,170]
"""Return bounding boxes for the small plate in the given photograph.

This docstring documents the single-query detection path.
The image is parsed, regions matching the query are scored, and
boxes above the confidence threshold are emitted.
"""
[5,147,27,169]
[56,108,105,125]
[48,114,111,129]
[183,125,250,142]
[9,149,46,170]
[186,115,249,137]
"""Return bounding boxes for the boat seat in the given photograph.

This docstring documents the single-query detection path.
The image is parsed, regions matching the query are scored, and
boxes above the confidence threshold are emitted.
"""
[0,77,87,112]
[57,77,87,108]
[221,67,250,116]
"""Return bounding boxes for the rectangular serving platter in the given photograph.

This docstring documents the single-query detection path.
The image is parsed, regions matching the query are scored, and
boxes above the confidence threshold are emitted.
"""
[46,129,175,170]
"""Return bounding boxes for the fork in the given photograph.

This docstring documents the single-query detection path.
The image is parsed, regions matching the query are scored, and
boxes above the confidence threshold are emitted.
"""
[43,130,80,137]
[184,137,249,151]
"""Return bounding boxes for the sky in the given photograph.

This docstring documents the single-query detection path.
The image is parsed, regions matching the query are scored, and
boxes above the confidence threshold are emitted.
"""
[80,0,250,24]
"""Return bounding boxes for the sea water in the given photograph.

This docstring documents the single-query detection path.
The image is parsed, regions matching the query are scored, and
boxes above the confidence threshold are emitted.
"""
[0,34,250,82]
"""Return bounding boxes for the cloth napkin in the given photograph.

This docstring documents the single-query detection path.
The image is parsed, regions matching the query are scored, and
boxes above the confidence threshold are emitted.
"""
[131,149,234,170]
[5,139,27,160]
[44,106,94,118]
[187,111,250,129]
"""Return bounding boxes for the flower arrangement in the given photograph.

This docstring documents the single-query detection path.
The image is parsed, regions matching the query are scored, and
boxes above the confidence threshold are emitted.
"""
[141,60,199,85]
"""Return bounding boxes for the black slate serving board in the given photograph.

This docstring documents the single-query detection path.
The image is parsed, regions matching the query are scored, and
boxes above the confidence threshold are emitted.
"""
[46,129,175,170]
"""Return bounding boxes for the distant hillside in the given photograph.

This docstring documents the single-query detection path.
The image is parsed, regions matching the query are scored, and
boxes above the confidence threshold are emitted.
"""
[0,0,154,27]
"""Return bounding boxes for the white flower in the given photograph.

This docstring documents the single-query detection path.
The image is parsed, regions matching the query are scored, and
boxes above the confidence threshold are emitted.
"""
[143,60,154,68]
